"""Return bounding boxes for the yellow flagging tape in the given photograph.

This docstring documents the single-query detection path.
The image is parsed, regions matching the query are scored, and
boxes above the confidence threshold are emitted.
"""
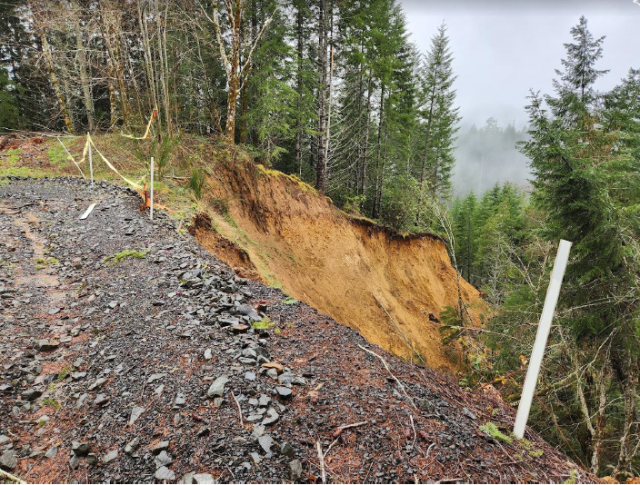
[56,137,86,178]
[86,134,144,190]
[122,107,158,140]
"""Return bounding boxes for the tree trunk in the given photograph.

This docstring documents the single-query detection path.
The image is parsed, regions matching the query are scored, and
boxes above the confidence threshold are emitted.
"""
[99,1,130,127]
[72,5,95,132]
[372,82,385,219]
[295,2,304,176]
[324,1,334,182]
[139,0,161,132]
[315,0,328,192]
[415,92,436,226]
[224,1,242,143]
[590,360,610,475]
[360,74,373,212]
[161,1,172,134]
[354,43,364,196]
[613,348,639,477]
[41,34,74,134]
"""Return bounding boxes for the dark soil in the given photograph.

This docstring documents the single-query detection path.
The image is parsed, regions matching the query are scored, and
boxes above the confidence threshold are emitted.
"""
[0,176,592,484]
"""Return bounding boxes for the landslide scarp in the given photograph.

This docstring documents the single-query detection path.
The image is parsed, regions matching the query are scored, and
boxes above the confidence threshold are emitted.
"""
[193,158,485,371]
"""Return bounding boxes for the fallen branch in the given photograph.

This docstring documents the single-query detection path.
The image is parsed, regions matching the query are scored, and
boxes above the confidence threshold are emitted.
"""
[0,468,27,484]
[358,344,417,410]
[230,390,243,427]
[316,441,326,484]
[326,421,368,456]
[337,421,368,430]
[406,410,417,448]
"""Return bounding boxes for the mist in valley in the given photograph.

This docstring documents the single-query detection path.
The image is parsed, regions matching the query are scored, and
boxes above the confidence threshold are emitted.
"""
[451,119,530,197]
[402,0,639,198]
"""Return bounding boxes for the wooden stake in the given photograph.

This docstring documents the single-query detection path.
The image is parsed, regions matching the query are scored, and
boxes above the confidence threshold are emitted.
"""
[88,133,94,188]
[150,156,154,220]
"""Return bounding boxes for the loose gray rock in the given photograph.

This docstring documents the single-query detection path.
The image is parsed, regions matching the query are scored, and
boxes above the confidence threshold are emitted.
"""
[44,446,58,459]
[88,377,107,391]
[462,407,477,420]
[36,339,59,351]
[193,473,215,484]
[102,449,118,464]
[290,459,303,480]
[22,387,42,401]
[155,466,176,481]
[276,386,292,399]
[0,450,17,471]
[125,437,140,455]
[258,435,273,454]
[72,441,90,456]
[155,450,173,468]
[280,442,295,458]
[151,441,170,454]
[147,373,166,384]
[207,375,229,398]
[181,472,195,484]
[262,407,279,426]
[129,406,144,425]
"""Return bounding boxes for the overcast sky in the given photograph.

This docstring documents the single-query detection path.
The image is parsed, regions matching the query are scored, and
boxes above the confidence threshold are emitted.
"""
[401,0,640,129]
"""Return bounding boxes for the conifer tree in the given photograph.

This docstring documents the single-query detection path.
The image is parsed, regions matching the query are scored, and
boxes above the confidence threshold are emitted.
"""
[415,23,459,225]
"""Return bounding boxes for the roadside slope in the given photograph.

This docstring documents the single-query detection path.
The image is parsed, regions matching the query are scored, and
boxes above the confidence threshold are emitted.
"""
[195,160,484,371]
[0,176,589,483]
[1,135,482,371]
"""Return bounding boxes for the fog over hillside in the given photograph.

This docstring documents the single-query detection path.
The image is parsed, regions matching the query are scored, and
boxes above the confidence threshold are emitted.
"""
[452,119,531,197]
[401,0,640,196]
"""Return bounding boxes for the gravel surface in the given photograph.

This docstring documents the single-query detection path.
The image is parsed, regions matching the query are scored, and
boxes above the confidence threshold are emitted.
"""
[0,176,592,484]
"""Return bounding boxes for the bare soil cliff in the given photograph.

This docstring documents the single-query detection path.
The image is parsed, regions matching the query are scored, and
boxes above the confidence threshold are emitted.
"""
[193,160,484,371]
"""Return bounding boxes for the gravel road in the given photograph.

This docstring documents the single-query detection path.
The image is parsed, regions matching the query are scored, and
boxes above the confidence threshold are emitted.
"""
[0,176,590,484]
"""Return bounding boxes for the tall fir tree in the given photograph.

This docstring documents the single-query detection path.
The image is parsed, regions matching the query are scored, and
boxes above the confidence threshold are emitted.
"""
[415,23,459,226]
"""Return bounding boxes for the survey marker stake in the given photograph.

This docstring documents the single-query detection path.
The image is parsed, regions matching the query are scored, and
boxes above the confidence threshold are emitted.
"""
[79,203,96,220]
[513,239,572,439]
[150,156,154,220]
[88,133,94,188]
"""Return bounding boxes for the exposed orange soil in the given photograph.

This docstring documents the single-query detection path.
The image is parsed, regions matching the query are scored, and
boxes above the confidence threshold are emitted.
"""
[195,160,485,372]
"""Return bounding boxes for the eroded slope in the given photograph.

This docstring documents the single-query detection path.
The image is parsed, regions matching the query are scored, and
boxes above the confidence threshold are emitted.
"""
[196,161,483,371]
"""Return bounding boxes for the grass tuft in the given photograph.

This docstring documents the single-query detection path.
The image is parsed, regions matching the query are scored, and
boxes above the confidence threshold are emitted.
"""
[479,422,513,444]
[104,249,150,266]
[251,317,276,330]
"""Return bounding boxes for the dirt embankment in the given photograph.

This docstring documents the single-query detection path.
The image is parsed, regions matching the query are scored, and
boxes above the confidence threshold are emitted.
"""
[193,161,484,372]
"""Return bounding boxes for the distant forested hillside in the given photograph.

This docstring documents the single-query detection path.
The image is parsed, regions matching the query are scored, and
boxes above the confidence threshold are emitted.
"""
[452,118,530,197]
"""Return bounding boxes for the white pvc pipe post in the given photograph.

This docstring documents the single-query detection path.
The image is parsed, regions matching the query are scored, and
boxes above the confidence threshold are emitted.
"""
[150,156,154,220]
[513,239,572,439]
[88,133,94,188]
